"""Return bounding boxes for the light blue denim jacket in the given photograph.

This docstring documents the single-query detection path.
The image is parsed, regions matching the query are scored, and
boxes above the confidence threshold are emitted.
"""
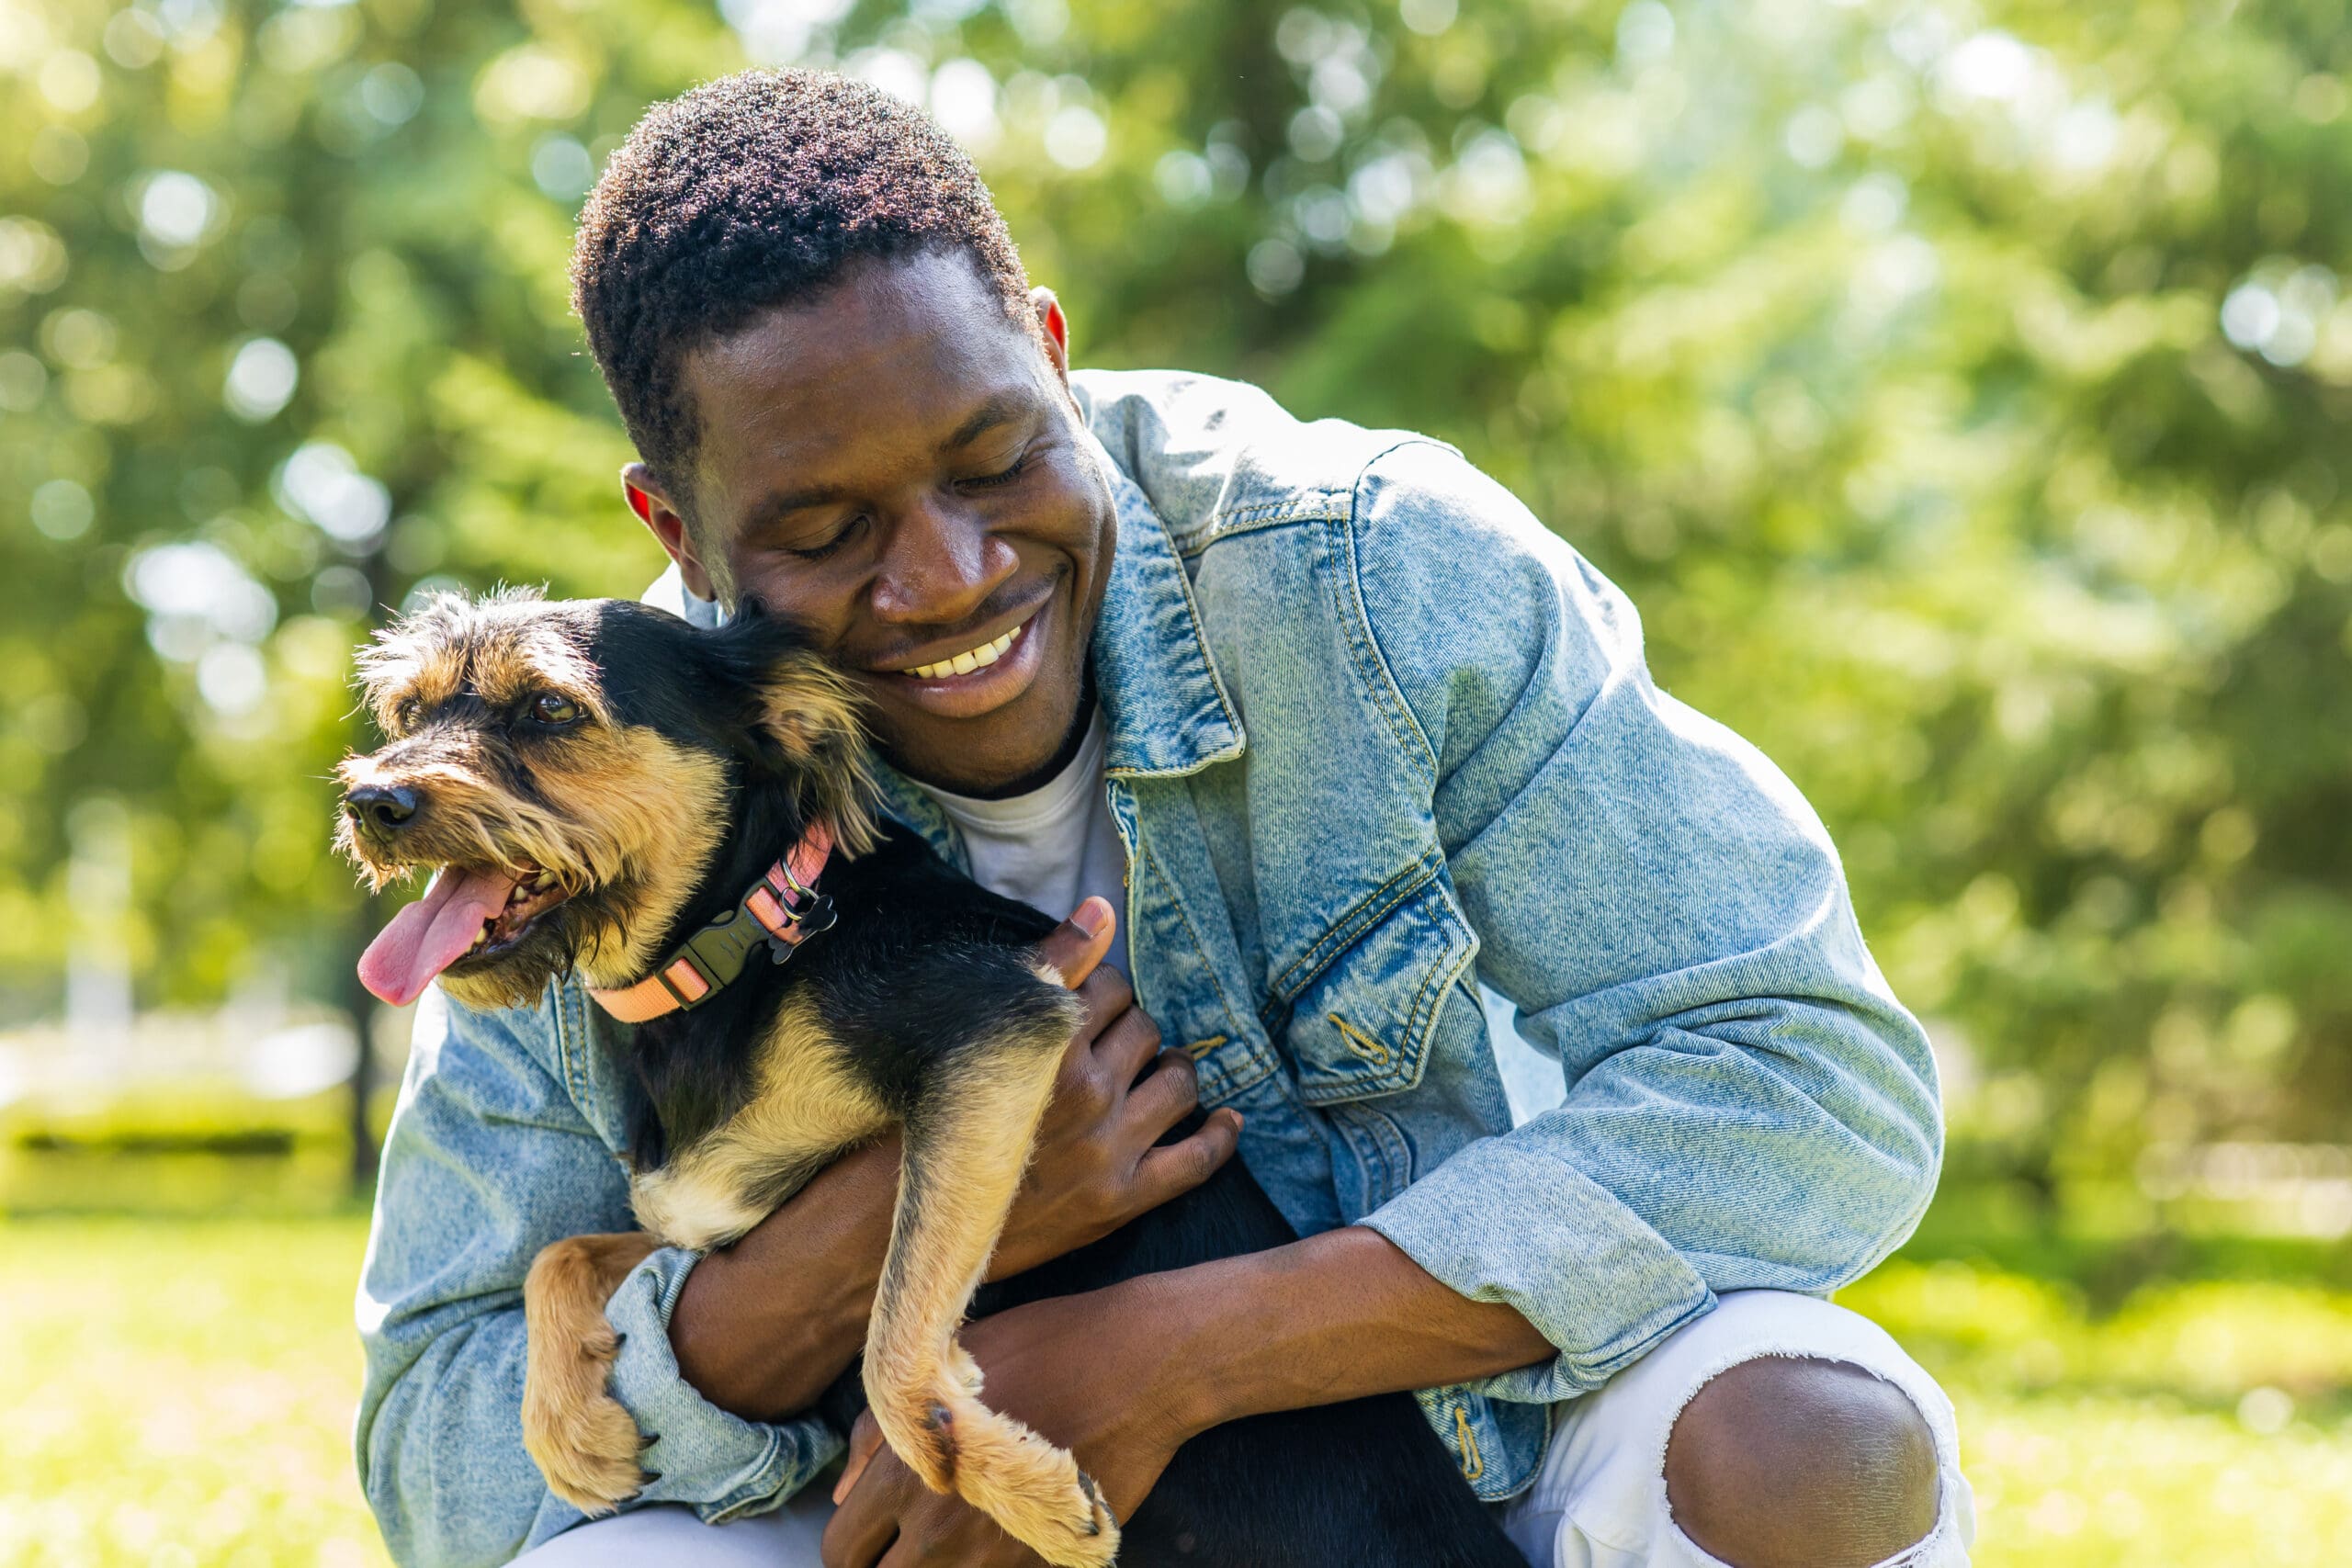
[355,369,1942,1566]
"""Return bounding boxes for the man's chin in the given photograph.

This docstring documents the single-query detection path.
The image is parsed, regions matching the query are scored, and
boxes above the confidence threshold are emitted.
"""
[874,665,1089,796]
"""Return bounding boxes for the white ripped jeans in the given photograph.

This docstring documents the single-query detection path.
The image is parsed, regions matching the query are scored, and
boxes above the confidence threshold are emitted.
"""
[514,1290,1974,1568]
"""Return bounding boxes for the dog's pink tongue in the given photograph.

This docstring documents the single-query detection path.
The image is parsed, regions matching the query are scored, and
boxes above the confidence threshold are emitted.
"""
[358,866,519,1006]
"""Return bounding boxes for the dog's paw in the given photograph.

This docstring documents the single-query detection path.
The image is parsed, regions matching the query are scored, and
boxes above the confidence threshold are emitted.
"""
[522,1331,647,1515]
[943,1413,1120,1568]
[992,1464,1119,1568]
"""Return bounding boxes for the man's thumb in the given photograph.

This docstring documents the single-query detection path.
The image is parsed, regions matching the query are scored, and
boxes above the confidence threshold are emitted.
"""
[1035,896,1116,991]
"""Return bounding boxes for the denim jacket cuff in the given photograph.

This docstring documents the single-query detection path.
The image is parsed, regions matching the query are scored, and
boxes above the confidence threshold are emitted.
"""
[603,1246,846,1521]
[1360,1132,1717,1404]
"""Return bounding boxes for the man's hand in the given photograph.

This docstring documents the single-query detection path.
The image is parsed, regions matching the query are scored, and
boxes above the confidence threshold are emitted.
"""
[821,1284,1193,1568]
[993,902,1244,1280]
[669,897,1239,1421]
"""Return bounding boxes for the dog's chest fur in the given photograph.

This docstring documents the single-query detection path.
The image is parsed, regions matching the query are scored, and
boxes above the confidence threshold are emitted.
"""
[626,992,888,1251]
[607,824,1059,1255]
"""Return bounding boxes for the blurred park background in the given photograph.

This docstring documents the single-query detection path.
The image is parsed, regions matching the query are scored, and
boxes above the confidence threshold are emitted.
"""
[2,0,2349,1562]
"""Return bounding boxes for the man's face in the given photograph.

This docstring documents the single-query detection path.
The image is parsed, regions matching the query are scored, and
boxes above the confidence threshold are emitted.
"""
[629,251,1114,796]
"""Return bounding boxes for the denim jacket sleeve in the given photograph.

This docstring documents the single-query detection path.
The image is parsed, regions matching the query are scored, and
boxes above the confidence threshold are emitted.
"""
[1347,442,1945,1404]
[355,985,842,1567]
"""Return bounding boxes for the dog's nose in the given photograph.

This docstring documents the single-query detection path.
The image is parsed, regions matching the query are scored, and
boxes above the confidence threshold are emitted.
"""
[345,784,420,836]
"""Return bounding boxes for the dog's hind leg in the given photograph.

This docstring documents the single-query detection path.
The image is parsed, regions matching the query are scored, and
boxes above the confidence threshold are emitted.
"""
[522,1230,660,1513]
[864,1030,1119,1568]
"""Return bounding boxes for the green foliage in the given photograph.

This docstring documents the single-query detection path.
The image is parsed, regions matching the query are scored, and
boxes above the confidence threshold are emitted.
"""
[2,0,2346,1187]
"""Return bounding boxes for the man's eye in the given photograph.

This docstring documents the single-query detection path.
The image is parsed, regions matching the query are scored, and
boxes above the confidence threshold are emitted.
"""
[530,693,581,726]
[788,514,867,561]
[961,454,1029,491]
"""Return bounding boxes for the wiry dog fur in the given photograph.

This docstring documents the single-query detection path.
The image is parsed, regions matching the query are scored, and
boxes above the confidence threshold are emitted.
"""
[338,592,1525,1568]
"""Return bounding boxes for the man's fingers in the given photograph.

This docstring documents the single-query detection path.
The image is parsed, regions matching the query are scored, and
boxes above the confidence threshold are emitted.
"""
[821,1439,906,1568]
[831,1409,887,1505]
[1122,1046,1200,1134]
[1093,1001,1166,1087]
[1035,897,1115,992]
[1072,964,1136,1043]
[1135,1105,1244,1203]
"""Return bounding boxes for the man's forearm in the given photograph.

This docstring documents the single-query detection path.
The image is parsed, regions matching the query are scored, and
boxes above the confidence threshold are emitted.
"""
[1132,1224,1557,1437]
[668,1138,898,1421]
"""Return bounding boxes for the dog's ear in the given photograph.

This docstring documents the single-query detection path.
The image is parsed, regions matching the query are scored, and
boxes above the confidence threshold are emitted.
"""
[708,602,880,854]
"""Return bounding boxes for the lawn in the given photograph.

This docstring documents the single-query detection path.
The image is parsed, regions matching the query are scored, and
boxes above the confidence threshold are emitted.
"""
[3,1214,2347,1566]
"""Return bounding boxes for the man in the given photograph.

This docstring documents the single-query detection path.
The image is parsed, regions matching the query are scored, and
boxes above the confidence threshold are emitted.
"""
[356,70,1973,1568]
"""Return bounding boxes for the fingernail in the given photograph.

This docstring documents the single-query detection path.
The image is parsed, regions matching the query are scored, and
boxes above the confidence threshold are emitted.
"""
[1071,897,1110,938]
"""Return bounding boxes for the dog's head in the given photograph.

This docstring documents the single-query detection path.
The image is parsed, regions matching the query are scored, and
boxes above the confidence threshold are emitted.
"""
[335,590,874,1011]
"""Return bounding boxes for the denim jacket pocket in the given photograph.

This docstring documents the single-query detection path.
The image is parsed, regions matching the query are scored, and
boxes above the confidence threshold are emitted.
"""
[1280,878,1478,1106]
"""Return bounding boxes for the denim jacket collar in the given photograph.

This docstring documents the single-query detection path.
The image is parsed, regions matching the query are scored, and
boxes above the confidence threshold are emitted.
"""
[1087,429,1246,781]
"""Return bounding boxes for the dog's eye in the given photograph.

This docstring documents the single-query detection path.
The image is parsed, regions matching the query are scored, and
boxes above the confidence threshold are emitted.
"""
[392,696,422,733]
[530,692,581,726]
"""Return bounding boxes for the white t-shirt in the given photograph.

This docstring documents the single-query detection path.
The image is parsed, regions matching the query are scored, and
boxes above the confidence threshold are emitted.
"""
[912,708,1130,975]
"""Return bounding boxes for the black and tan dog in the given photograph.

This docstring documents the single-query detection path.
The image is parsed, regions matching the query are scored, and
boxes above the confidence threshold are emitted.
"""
[336,590,1525,1568]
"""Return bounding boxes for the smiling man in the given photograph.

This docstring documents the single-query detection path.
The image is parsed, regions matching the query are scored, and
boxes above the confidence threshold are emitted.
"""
[355,70,1975,1568]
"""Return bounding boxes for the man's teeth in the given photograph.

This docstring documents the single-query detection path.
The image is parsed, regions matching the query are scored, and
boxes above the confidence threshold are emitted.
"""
[899,623,1021,680]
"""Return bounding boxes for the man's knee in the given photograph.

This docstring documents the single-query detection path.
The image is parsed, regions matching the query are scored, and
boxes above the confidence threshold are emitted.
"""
[1662,1355,1939,1568]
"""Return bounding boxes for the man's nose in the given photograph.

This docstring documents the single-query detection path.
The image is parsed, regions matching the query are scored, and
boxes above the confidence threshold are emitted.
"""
[869,499,1016,624]
[344,784,420,839]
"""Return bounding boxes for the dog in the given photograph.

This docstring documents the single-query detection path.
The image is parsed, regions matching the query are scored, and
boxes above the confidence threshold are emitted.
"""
[337,589,1526,1567]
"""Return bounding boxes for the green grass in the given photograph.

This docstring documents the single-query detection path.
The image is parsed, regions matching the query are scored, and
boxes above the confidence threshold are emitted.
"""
[3,1215,2348,1566]
[0,1216,390,1568]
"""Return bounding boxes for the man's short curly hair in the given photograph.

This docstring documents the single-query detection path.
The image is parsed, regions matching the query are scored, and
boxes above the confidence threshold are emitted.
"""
[572,69,1035,506]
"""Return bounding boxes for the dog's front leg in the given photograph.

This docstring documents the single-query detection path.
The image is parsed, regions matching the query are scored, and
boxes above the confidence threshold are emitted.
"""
[865,1044,1120,1568]
[522,1230,661,1513]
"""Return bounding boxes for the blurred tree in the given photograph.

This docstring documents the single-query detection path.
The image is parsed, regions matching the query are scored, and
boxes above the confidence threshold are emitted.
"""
[2,0,2346,1200]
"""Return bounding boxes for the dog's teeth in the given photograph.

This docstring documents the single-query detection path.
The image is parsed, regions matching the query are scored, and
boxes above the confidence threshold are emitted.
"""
[532,872,555,891]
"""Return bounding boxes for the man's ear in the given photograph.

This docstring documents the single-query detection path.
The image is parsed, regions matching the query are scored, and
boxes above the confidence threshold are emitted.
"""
[1030,286,1069,385]
[624,463,718,604]
[709,603,879,854]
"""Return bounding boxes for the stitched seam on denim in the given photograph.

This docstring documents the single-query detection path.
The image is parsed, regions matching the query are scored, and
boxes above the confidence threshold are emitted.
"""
[1171,504,1344,558]
[1141,840,1273,1105]
[1295,897,1464,1104]
[1328,1108,1397,1210]
[1403,900,1477,1072]
[552,978,587,1112]
[1143,840,1246,1034]
[1262,843,1442,1014]
[703,1426,789,1518]
[1102,503,1247,782]
[1327,1012,1392,1066]
[1323,512,1438,786]
[1355,1101,1413,1200]
[1341,441,1451,781]
[1485,1399,1560,1503]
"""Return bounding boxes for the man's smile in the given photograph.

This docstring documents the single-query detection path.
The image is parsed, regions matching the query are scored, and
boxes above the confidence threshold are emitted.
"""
[874,595,1056,724]
[891,611,1030,679]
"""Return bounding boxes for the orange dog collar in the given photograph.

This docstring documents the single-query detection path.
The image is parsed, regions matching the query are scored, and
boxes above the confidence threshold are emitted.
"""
[589,822,837,1022]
